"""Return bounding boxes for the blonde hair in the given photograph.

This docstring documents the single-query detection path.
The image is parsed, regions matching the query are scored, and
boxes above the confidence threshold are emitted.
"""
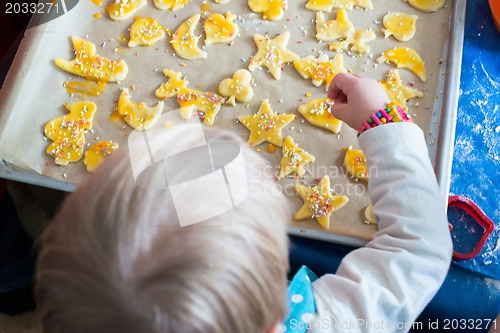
[36,124,290,333]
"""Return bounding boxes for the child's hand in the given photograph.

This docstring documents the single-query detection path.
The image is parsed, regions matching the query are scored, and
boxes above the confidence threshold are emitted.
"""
[328,73,391,130]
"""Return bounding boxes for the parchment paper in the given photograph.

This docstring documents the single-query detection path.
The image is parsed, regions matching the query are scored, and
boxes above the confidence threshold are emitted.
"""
[0,0,452,241]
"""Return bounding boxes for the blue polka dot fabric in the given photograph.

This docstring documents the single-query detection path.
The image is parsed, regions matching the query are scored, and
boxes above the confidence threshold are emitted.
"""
[282,266,318,333]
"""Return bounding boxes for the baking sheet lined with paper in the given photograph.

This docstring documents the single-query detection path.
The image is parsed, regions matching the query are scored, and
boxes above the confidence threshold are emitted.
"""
[0,0,455,243]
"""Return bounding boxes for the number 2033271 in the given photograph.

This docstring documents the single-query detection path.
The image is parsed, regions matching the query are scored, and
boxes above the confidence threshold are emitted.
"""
[5,1,59,14]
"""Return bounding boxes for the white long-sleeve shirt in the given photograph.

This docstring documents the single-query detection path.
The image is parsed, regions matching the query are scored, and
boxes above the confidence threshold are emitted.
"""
[310,123,453,333]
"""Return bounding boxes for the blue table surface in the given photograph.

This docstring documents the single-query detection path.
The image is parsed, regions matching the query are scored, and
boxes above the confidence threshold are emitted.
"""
[290,0,500,328]
[450,0,500,281]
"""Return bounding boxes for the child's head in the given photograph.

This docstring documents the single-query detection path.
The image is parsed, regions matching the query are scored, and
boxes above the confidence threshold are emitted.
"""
[36,123,290,333]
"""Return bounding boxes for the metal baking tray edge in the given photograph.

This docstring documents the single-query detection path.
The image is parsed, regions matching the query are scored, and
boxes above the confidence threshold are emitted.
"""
[434,0,465,205]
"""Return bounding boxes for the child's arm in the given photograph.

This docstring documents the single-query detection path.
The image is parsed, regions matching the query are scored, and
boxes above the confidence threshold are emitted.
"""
[310,74,453,332]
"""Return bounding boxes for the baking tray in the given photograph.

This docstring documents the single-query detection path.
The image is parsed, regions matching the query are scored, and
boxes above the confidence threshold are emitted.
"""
[0,0,465,246]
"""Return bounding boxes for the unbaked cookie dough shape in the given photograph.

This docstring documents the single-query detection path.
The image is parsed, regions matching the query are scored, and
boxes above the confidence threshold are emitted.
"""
[84,141,119,172]
[155,69,225,126]
[248,32,300,80]
[407,0,445,12]
[154,0,192,11]
[44,101,97,166]
[248,0,288,21]
[278,136,315,179]
[218,69,254,106]
[294,54,347,90]
[117,88,164,130]
[306,0,373,11]
[377,47,427,82]
[204,12,239,46]
[128,17,166,47]
[315,10,375,54]
[294,175,349,229]
[343,147,368,181]
[382,12,418,42]
[298,98,342,133]
[364,204,377,225]
[379,69,422,106]
[315,10,354,42]
[238,100,295,147]
[171,14,207,60]
[106,0,146,21]
[55,36,128,82]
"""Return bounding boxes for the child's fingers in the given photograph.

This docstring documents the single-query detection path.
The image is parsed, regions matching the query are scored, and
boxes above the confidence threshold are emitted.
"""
[327,73,352,99]
[329,102,350,122]
[330,91,347,104]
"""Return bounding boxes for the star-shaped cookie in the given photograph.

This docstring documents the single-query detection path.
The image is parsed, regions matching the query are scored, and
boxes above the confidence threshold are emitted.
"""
[279,136,315,179]
[238,100,295,147]
[248,32,300,80]
[294,176,349,229]
[379,69,423,106]
[294,54,347,90]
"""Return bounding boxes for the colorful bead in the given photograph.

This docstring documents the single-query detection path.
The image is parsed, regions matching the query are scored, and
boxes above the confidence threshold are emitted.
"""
[357,101,412,136]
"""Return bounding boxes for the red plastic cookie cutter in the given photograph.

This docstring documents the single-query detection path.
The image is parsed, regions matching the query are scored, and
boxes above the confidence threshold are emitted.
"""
[448,196,495,261]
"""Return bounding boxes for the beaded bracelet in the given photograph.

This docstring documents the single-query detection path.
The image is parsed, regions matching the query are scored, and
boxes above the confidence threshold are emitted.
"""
[357,101,412,136]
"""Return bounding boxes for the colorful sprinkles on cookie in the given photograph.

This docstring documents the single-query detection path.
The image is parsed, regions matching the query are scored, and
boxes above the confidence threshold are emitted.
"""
[55,36,128,82]
[84,141,119,172]
[379,69,423,106]
[298,98,343,133]
[171,14,208,60]
[106,0,147,21]
[204,12,239,46]
[248,32,300,80]
[155,69,225,126]
[377,47,427,82]
[294,175,349,229]
[278,136,315,179]
[128,17,166,47]
[117,88,164,131]
[343,147,368,182]
[44,101,97,166]
[294,54,347,90]
[238,100,295,147]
